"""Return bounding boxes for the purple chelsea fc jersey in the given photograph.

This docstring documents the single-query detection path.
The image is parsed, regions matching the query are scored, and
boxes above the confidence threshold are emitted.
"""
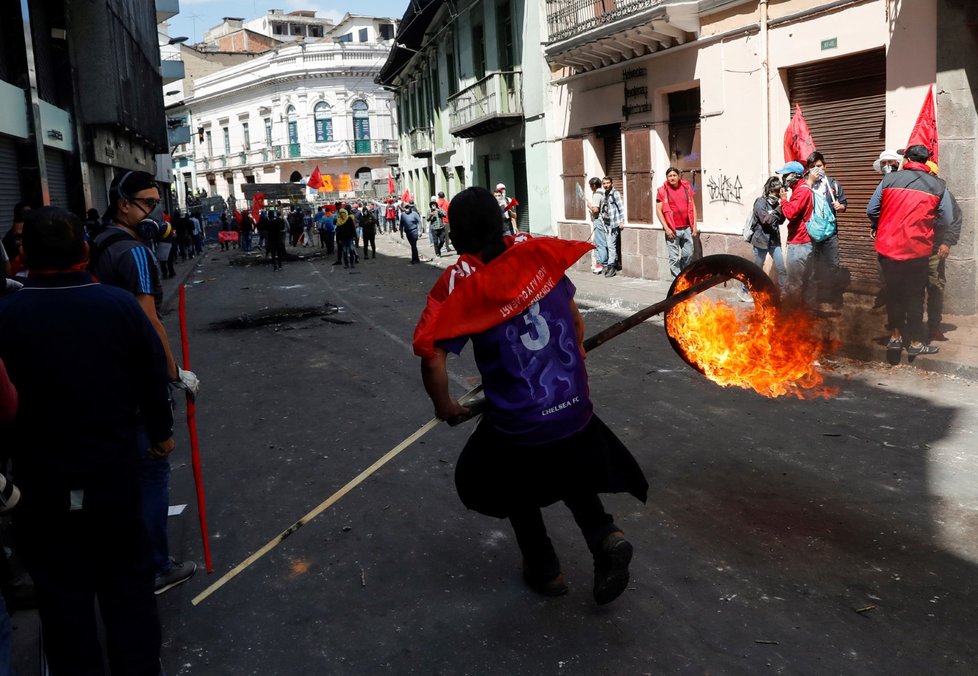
[439,277,593,444]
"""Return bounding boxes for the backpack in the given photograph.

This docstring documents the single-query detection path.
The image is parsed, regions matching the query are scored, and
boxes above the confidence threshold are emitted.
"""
[805,184,837,242]
[742,210,757,242]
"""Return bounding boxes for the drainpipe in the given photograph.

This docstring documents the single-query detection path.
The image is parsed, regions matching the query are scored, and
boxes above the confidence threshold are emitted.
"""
[19,0,50,205]
[759,0,770,175]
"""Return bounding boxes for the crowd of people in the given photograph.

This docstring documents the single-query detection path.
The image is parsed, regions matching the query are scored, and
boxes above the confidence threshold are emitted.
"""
[580,145,961,363]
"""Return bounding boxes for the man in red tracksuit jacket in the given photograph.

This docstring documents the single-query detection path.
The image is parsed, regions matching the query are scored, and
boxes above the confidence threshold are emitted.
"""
[776,161,816,309]
[867,144,959,361]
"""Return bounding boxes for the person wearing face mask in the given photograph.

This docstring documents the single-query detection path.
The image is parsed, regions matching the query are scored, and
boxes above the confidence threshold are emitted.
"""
[89,170,199,595]
[741,176,787,299]
[399,201,422,264]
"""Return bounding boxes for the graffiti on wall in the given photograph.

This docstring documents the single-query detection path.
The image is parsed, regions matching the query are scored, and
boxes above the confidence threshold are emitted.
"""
[706,173,743,204]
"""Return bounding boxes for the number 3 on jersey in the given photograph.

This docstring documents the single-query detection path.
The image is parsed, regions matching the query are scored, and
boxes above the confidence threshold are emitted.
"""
[519,302,550,351]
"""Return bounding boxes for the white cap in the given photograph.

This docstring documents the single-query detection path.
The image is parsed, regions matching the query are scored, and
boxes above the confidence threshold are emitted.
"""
[873,150,903,173]
[430,195,438,203]
[494,183,506,192]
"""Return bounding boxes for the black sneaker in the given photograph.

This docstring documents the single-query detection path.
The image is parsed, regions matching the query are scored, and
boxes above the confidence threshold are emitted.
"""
[154,560,197,595]
[593,532,632,605]
[604,267,617,278]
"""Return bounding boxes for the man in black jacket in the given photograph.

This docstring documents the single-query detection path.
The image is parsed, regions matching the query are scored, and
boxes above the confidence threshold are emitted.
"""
[0,207,173,673]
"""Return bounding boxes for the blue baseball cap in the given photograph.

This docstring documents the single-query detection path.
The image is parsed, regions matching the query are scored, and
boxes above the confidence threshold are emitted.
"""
[775,161,805,175]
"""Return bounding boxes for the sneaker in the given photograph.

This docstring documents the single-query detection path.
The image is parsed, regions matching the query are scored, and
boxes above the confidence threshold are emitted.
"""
[907,342,939,356]
[154,559,197,595]
[593,531,632,605]
[591,263,604,274]
[604,267,617,278]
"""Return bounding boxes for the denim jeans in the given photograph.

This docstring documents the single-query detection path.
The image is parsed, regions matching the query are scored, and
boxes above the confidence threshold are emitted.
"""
[138,427,172,575]
[786,242,816,309]
[666,227,695,278]
[606,225,621,268]
[754,244,787,291]
[341,238,357,266]
[592,219,608,266]
[241,232,253,252]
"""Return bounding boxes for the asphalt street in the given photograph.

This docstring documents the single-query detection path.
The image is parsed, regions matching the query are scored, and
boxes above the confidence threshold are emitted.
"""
[15,233,978,674]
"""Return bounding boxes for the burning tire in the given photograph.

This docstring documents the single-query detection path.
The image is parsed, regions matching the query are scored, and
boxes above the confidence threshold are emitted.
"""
[665,254,785,383]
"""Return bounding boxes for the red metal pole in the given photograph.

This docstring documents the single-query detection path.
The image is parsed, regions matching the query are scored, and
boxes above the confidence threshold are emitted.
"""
[179,284,213,573]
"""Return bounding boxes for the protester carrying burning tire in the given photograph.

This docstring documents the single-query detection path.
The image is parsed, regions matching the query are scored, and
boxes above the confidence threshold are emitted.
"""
[414,187,648,604]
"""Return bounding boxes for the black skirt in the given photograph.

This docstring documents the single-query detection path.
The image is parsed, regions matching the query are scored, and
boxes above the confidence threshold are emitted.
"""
[454,414,649,519]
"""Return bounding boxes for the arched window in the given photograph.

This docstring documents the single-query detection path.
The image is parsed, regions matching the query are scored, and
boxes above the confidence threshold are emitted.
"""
[352,100,370,154]
[314,101,333,142]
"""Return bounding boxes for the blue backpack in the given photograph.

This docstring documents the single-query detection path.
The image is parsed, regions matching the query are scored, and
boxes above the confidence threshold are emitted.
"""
[805,184,837,242]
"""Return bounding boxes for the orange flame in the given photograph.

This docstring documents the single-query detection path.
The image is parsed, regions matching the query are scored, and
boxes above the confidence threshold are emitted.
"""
[665,284,837,399]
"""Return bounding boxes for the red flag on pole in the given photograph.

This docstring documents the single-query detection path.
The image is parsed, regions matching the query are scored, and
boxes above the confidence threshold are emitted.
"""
[388,173,396,195]
[784,104,817,163]
[251,192,265,215]
[308,166,324,190]
[905,85,938,163]
[401,189,412,203]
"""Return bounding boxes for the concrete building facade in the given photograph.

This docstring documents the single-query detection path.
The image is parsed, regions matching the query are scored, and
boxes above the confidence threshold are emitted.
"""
[377,0,555,233]
[0,0,174,231]
[167,14,399,211]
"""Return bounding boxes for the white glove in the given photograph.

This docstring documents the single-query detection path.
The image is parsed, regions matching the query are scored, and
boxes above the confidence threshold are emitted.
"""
[173,367,200,400]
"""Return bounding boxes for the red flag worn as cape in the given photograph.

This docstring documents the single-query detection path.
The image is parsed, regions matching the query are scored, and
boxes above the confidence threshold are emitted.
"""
[308,166,324,190]
[784,104,817,163]
[906,85,939,164]
[413,234,594,359]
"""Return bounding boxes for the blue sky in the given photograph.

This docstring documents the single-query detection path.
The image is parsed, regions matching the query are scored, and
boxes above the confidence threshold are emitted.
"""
[168,1,409,43]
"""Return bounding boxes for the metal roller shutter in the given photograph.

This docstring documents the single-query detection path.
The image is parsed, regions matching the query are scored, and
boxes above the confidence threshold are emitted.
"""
[44,147,70,209]
[788,48,886,288]
[0,138,23,235]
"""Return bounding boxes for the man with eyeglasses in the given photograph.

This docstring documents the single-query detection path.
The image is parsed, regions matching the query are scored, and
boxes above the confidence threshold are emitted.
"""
[89,170,198,595]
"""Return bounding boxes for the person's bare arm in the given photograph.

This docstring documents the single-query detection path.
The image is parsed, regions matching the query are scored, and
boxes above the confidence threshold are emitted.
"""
[136,294,178,380]
[570,299,586,359]
[656,203,675,239]
[420,348,469,421]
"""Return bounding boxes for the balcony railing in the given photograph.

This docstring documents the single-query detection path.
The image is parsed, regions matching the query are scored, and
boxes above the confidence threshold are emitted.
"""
[409,127,433,156]
[448,71,523,138]
[198,141,401,166]
[547,0,662,44]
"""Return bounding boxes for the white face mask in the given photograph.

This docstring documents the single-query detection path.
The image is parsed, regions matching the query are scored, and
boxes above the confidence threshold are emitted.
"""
[882,164,896,174]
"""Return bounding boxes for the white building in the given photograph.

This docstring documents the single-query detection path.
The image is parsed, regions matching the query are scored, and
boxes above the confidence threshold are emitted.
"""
[167,14,400,210]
